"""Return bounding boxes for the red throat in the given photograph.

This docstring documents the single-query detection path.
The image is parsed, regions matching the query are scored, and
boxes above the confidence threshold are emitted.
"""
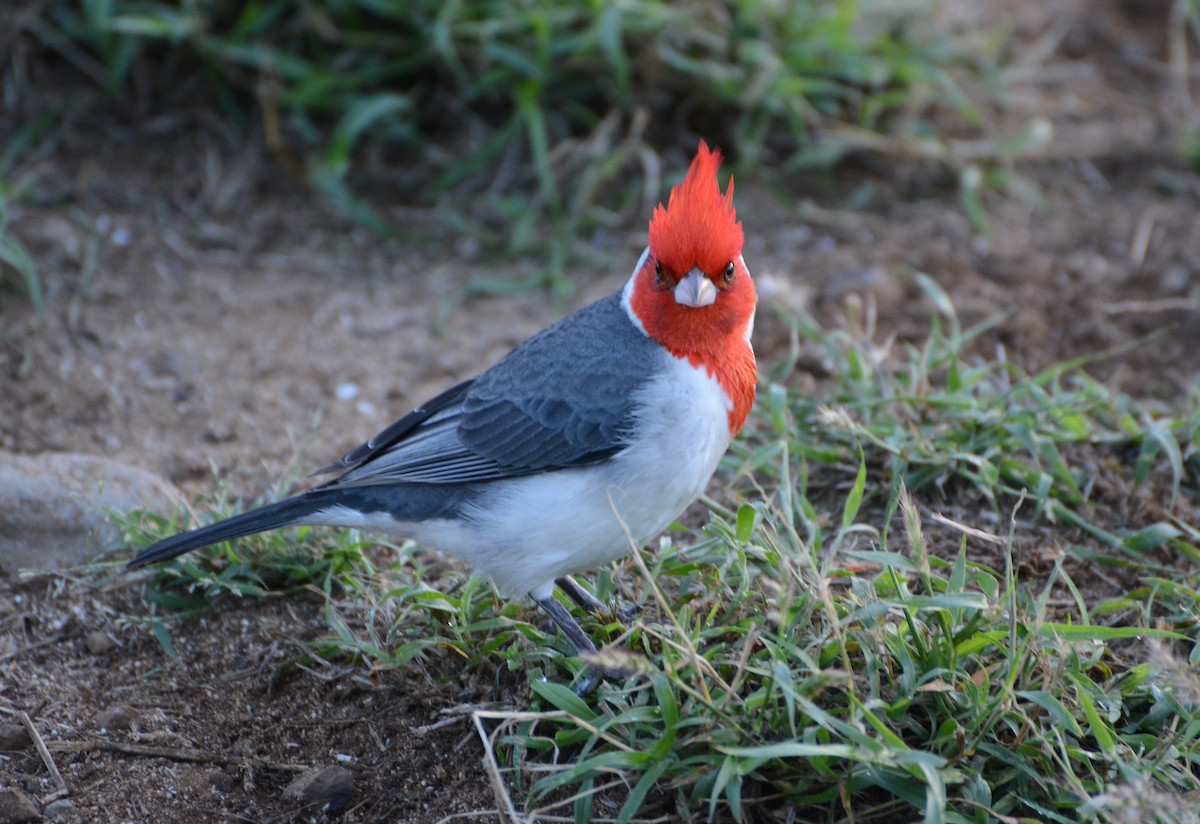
[629,141,757,434]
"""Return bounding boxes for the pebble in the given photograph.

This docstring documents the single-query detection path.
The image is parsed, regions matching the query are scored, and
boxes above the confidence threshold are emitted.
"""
[0,722,31,751]
[94,704,138,733]
[84,630,118,655]
[0,788,39,824]
[207,769,236,793]
[282,765,355,814]
[43,799,75,821]
[0,451,183,570]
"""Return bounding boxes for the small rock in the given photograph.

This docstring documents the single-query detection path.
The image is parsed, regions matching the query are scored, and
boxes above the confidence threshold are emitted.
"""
[94,704,138,732]
[0,451,183,570]
[43,799,75,821]
[72,761,99,782]
[282,765,355,814]
[201,420,236,443]
[823,265,904,307]
[0,788,39,824]
[84,630,118,655]
[208,769,236,793]
[0,722,31,751]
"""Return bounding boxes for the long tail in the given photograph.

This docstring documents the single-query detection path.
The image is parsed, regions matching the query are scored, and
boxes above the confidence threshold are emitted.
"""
[126,493,326,569]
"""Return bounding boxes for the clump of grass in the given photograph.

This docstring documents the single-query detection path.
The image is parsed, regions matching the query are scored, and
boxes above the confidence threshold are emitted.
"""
[120,500,369,605]
[504,501,1198,822]
[0,192,42,317]
[0,118,55,317]
[764,274,1199,566]
[115,479,373,657]
[0,113,102,316]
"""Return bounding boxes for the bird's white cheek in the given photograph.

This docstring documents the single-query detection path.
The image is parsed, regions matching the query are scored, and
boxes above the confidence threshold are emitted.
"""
[621,247,652,337]
[739,255,756,344]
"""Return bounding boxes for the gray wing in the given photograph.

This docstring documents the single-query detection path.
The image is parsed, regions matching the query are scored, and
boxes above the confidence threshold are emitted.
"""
[321,293,663,489]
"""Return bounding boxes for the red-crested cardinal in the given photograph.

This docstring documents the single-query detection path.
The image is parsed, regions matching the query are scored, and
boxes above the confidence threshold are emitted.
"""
[128,141,756,686]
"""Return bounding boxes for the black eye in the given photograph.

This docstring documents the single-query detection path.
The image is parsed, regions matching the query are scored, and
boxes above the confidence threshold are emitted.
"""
[654,260,665,285]
[723,261,735,284]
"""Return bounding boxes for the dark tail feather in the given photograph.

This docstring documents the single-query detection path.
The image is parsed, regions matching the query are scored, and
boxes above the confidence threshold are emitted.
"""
[127,494,325,569]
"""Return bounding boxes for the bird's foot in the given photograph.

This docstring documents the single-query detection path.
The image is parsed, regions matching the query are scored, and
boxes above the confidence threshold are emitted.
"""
[613,602,642,624]
[572,662,633,696]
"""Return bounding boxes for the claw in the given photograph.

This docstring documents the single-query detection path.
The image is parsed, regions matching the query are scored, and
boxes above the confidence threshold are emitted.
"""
[572,670,601,696]
[571,663,631,696]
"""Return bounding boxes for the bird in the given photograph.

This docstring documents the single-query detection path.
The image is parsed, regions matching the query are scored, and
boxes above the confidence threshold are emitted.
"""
[127,140,757,689]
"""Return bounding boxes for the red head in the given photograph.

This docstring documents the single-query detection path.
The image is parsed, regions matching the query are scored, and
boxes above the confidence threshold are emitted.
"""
[626,141,757,433]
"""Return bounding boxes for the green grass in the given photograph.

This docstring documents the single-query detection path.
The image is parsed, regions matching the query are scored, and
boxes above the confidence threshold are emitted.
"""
[0,117,56,319]
[0,193,42,318]
[0,113,101,320]
[117,277,1200,822]
[25,0,994,292]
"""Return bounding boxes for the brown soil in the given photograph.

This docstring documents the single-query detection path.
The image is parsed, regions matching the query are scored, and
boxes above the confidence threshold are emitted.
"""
[2,2,1199,822]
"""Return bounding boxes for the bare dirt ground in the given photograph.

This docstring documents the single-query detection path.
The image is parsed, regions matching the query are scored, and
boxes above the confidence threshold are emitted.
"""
[2,3,1199,822]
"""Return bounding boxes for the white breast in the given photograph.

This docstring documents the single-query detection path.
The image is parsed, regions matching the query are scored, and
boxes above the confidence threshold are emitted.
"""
[393,354,735,599]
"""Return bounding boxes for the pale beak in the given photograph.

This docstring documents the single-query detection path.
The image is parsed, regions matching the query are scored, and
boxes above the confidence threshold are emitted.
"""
[673,269,717,308]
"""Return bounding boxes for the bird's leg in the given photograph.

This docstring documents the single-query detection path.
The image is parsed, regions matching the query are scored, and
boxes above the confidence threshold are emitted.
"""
[536,595,599,656]
[535,595,603,694]
[555,575,642,623]
[537,594,641,695]
[555,576,607,614]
